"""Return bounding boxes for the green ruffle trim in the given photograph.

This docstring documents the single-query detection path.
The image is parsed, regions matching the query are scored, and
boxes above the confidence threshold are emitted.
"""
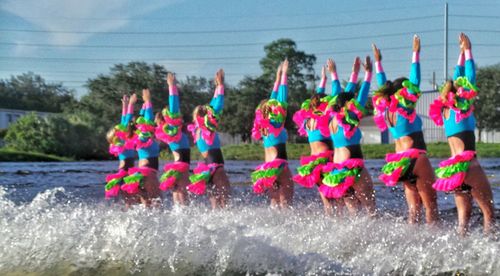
[455,76,478,92]
[300,95,335,111]
[135,130,152,139]
[322,167,361,187]
[343,99,366,126]
[455,98,474,112]
[160,170,182,182]
[435,161,470,178]
[251,168,283,183]
[381,157,411,175]
[162,123,179,136]
[189,172,210,183]
[136,116,155,126]
[327,95,339,107]
[105,178,122,191]
[297,157,329,176]
[114,124,127,132]
[162,108,181,119]
[267,99,287,123]
[203,105,220,132]
[403,80,421,95]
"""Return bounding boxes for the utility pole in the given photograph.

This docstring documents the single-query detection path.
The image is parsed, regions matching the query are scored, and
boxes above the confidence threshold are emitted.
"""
[444,2,449,81]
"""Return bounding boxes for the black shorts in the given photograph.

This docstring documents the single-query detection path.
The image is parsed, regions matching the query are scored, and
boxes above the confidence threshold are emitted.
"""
[273,143,288,160]
[120,157,135,171]
[399,157,418,184]
[205,148,224,164]
[174,148,191,164]
[145,157,159,170]
[346,144,363,159]
[449,131,476,151]
[408,131,427,151]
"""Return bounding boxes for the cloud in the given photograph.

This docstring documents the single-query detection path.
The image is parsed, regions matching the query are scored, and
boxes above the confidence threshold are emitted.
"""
[1,0,180,45]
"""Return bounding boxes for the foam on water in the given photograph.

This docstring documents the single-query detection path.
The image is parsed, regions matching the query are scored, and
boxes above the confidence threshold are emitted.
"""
[0,187,498,275]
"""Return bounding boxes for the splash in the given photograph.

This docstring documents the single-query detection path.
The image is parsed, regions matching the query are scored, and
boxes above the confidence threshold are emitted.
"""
[0,187,498,275]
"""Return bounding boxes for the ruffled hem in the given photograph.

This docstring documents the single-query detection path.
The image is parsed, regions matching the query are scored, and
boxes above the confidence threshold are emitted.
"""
[293,151,332,188]
[159,162,190,191]
[155,123,182,144]
[251,159,287,194]
[187,163,223,195]
[318,176,356,199]
[104,169,128,198]
[432,172,466,191]
[432,151,475,192]
[121,167,156,195]
[379,149,425,186]
[320,158,364,198]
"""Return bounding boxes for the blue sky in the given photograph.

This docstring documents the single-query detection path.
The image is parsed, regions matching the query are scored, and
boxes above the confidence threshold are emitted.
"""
[1,0,499,97]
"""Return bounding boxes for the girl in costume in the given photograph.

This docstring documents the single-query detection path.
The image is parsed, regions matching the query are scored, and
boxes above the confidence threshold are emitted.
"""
[372,35,438,224]
[121,89,162,206]
[292,64,343,215]
[155,73,190,205]
[105,94,137,198]
[251,59,294,208]
[429,33,495,234]
[187,69,230,209]
[322,56,376,216]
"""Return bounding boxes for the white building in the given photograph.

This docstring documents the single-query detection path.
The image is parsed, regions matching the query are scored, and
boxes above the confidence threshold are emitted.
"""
[0,108,53,129]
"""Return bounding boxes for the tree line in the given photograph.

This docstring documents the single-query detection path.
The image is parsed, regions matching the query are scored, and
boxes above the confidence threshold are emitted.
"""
[1,38,499,159]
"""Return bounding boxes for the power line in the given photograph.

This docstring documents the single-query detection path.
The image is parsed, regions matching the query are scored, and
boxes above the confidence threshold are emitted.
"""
[0,15,441,35]
[449,14,500,19]
[0,30,443,49]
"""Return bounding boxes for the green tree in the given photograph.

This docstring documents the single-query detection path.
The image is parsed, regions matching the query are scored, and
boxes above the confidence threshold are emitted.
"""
[476,63,500,141]
[0,72,76,112]
[4,113,100,159]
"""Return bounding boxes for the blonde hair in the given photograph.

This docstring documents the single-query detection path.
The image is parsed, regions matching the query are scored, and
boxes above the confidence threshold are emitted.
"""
[106,127,116,144]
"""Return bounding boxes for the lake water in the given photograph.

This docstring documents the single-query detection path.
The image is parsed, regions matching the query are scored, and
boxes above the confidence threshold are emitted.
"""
[1,159,499,275]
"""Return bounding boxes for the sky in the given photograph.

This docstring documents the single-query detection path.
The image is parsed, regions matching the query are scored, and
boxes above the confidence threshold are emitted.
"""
[0,0,499,97]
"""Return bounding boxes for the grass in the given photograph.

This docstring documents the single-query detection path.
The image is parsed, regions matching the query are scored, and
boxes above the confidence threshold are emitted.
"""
[3,143,499,162]
[160,142,500,161]
[0,148,72,162]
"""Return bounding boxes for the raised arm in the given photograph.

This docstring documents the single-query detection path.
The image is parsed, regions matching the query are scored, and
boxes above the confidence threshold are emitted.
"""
[357,56,372,106]
[453,50,465,81]
[122,94,136,126]
[345,57,360,93]
[462,33,476,84]
[270,63,282,99]
[372,44,386,86]
[327,58,341,96]
[316,66,327,94]
[167,73,181,114]
[209,69,225,114]
[277,59,289,104]
[120,94,129,125]
[409,35,421,87]
[141,89,154,121]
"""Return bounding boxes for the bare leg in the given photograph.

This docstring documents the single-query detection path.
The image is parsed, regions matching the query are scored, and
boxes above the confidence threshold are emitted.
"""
[466,159,496,234]
[142,172,162,208]
[352,168,377,216]
[343,194,360,217]
[414,155,439,224]
[172,171,189,206]
[454,191,473,236]
[319,192,334,216]
[277,166,294,209]
[403,182,422,224]
[211,167,231,209]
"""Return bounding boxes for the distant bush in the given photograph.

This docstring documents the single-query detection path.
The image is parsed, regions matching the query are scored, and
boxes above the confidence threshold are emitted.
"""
[4,113,107,160]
